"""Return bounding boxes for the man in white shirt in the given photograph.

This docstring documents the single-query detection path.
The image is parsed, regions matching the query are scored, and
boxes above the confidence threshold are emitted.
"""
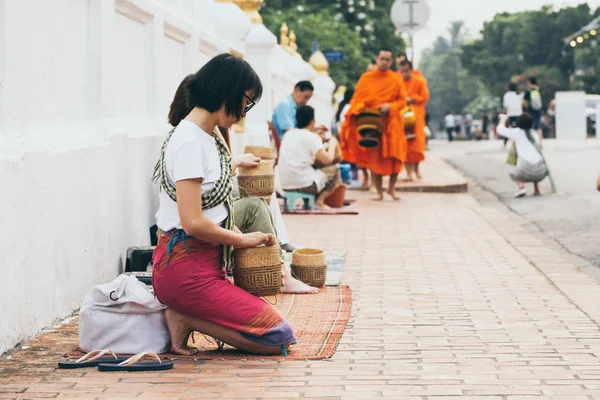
[503,83,524,125]
[277,106,341,210]
[444,111,456,142]
[502,83,524,147]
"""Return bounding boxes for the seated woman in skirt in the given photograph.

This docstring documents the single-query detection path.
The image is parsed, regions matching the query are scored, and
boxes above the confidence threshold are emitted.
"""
[152,54,295,356]
[277,105,342,210]
[497,113,548,198]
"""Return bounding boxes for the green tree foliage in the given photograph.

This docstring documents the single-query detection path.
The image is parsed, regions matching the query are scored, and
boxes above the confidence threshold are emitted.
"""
[461,4,599,96]
[419,21,484,124]
[262,8,368,86]
[262,0,405,86]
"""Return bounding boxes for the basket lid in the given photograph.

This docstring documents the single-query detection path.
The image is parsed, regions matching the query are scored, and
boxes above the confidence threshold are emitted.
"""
[238,160,274,176]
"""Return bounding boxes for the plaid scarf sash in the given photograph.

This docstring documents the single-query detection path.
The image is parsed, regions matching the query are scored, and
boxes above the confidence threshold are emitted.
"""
[152,127,235,271]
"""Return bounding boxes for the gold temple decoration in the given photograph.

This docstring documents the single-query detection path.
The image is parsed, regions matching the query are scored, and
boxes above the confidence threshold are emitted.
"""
[289,29,303,58]
[233,0,264,24]
[280,22,290,49]
[309,50,329,75]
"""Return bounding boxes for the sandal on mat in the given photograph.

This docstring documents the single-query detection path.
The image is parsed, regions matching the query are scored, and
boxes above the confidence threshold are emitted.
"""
[58,349,128,369]
[98,352,173,372]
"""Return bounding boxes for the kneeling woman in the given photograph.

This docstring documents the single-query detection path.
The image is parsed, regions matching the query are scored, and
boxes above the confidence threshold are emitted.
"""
[152,54,295,355]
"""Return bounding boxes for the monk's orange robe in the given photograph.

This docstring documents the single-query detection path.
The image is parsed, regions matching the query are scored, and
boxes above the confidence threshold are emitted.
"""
[402,73,429,163]
[340,69,407,175]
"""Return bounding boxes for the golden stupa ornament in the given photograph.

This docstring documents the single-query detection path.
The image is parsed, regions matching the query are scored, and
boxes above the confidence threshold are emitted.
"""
[289,29,302,58]
[233,0,264,24]
[309,49,329,76]
[280,22,290,49]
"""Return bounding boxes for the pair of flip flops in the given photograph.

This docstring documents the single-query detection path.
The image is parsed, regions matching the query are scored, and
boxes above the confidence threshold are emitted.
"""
[58,349,173,371]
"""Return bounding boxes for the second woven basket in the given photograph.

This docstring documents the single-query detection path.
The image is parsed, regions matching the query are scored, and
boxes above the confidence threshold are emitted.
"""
[291,248,327,288]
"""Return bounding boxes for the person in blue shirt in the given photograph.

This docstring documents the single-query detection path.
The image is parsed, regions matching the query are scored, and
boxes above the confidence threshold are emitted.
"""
[272,81,314,137]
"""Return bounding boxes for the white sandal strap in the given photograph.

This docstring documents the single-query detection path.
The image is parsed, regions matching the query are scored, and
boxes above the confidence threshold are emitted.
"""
[118,352,161,367]
[75,349,117,363]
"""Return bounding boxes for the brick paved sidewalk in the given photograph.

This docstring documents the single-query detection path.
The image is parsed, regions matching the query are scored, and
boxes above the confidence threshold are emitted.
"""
[2,186,600,398]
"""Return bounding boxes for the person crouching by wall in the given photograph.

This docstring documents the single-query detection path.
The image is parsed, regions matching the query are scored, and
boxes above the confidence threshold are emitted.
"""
[277,105,342,210]
[497,112,548,198]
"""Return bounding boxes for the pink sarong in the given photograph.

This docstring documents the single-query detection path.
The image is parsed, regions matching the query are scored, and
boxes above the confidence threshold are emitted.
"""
[152,231,295,348]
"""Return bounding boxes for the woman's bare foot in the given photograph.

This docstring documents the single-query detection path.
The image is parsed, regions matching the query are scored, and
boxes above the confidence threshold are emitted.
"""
[164,309,200,356]
[282,275,319,294]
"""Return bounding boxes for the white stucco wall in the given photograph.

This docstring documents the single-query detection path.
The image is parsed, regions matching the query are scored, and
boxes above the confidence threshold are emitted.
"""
[0,0,335,354]
[0,0,230,355]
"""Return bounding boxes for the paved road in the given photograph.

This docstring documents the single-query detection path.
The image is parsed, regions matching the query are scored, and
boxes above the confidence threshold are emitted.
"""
[432,139,600,272]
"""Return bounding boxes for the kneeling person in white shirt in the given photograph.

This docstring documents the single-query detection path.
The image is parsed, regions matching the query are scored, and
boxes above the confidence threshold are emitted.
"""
[277,105,341,210]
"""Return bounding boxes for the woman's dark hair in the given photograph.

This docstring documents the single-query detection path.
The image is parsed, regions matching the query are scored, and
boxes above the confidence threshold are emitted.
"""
[335,88,354,122]
[517,113,533,131]
[517,112,536,142]
[296,105,315,129]
[508,83,518,92]
[187,53,262,120]
[168,74,194,127]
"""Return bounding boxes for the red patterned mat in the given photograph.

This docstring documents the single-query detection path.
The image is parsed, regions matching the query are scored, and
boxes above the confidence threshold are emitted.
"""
[65,285,351,362]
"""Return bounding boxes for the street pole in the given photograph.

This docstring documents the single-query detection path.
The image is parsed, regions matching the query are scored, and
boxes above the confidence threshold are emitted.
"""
[407,0,415,63]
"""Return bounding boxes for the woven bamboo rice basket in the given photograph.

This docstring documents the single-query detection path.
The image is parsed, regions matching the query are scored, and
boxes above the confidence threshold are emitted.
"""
[356,108,383,148]
[402,106,416,140]
[291,248,327,288]
[234,245,282,297]
[237,161,275,198]
[244,146,274,160]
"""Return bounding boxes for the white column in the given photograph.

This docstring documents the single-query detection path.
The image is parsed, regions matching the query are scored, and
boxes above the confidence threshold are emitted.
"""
[148,15,164,120]
[95,0,116,127]
[0,0,5,137]
[243,24,277,147]
[555,91,586,141]
[312,75,336,127]
[596,102,600,138]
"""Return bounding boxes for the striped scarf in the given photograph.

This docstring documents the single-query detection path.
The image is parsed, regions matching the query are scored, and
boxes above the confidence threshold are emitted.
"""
[152,127,235,271]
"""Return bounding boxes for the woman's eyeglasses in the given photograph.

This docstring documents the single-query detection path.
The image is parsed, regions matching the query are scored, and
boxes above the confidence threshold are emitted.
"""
[244,94,256,114]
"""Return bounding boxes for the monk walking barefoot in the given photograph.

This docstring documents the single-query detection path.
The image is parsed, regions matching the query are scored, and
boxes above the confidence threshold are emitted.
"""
[398,60,429,182]
[340,48,408,200]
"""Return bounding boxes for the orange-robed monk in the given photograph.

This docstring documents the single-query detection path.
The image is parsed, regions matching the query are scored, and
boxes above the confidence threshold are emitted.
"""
[340,48,407,201]
[396,52,423,77]
[399,59,429,181]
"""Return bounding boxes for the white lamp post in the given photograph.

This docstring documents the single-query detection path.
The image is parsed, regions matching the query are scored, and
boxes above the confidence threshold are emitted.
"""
[390,0,430,63]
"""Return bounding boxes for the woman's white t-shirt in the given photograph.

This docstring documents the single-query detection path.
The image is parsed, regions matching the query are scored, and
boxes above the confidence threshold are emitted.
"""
[497,124,542,164]
[156,120,228,231]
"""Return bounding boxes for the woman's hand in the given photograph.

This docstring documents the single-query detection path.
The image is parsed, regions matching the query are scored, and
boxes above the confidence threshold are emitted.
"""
[231,153,261,170]
[499,113,508,127]
[236,232,277,248]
